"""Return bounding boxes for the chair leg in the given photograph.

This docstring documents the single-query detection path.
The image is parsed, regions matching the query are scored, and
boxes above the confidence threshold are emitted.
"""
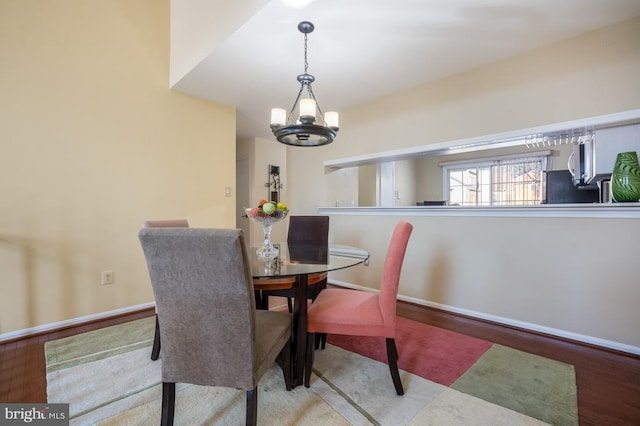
[286,297,293,313]
[314,333,321,349]
[312,278,328,350]
[317,279,327,296]
[246,387,258,426]
[276,338,293,391]
[151,314,161,361]
[161,382,175,426]
[304,333,315,387]
[254,290,266,310]
[386,338,404,395]
[314,333,327,350]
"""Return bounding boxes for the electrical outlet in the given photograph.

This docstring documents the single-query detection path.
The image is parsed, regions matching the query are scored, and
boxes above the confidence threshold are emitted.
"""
[101,270,114,285]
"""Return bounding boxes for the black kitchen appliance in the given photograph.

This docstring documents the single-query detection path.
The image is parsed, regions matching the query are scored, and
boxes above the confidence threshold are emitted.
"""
[545,170,599,204]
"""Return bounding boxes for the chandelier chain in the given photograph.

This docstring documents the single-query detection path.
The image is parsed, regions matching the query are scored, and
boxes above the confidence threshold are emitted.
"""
[303,32,309,74]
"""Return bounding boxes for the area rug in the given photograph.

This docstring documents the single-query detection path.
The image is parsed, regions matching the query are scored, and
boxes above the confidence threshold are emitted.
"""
[45,316,578,425]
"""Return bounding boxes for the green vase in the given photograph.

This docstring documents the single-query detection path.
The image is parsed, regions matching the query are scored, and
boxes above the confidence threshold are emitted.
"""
[611,151,640,202]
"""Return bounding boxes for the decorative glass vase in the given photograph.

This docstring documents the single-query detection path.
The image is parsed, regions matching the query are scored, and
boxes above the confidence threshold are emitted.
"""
[611,151,640,203]
[246,208,289,260]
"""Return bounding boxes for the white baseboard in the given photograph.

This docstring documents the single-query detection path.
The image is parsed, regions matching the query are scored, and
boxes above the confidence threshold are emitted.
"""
[329,279,640,356]
[5,285,640,357]
[0,302,155,343]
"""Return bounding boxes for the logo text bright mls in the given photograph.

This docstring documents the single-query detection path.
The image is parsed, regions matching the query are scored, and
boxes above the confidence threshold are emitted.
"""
[1,404,68,424]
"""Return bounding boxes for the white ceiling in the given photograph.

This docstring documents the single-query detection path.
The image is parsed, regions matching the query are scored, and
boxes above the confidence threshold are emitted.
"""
[171,0,640,141]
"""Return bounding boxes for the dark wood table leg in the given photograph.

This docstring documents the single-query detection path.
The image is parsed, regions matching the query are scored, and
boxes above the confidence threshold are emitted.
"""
[291,273,308,387]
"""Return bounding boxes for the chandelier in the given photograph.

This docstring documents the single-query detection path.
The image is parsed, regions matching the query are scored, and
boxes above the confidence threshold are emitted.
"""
[270,21,339,147]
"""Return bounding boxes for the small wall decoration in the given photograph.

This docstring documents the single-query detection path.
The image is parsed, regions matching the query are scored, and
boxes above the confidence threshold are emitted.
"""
[266,165,283,203]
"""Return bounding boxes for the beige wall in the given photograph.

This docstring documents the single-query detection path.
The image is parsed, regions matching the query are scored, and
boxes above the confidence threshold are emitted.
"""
[394,159,417,206]
[326,213,640,349]
[324,167,359,208]
[0,0,236,334]
[238,137,288,245]
[358,165,377,207]
[286,17,640,350]
[322,16,640,162]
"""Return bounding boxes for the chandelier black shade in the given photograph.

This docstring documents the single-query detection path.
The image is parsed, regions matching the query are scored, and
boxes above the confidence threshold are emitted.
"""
[270,21,339,147]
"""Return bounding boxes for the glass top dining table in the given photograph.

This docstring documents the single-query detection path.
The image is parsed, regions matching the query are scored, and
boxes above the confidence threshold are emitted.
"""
[249,242,368,278]
[249,242,368,388]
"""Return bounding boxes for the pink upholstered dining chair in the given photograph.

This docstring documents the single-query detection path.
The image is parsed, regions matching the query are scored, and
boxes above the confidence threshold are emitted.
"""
[143,219,189,361]
[304,220,413,395]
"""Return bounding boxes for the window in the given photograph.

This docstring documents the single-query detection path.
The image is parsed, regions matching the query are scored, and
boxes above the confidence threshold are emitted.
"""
[441,151,550,206]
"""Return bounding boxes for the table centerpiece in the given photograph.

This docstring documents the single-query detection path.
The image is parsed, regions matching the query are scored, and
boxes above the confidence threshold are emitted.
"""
[245,200,289,260]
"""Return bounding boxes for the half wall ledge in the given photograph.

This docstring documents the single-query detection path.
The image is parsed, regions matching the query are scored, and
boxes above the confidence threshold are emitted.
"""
[318,204,640,219]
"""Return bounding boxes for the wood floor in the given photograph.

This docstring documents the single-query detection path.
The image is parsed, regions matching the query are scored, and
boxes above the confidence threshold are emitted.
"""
[1,302,639,425]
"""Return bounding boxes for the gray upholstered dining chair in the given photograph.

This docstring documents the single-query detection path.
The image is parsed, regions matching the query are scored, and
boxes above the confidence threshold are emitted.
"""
[142,219,189,361]
[139,227,292,426]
